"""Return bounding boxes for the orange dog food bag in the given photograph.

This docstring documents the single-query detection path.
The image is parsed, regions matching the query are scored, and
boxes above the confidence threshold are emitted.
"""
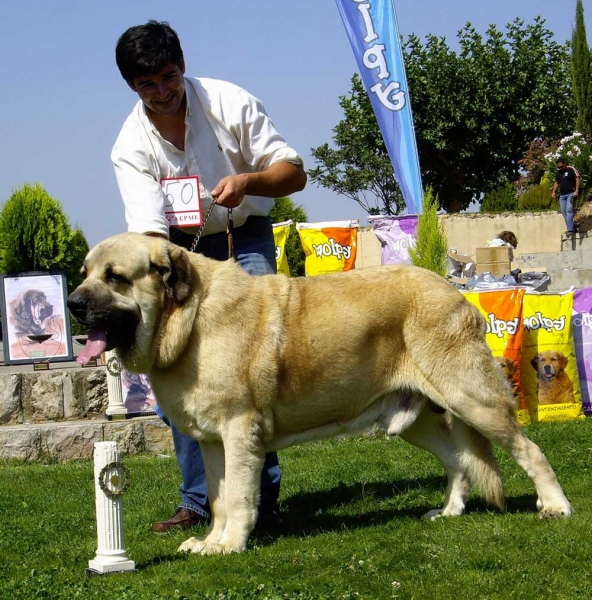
[296,220,359,276]
[464,288,529,425]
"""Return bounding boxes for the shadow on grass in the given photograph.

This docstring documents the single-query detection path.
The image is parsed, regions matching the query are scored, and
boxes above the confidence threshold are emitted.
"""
[134,477,541,564]
[262,476,540,541]
[137,551,194,569]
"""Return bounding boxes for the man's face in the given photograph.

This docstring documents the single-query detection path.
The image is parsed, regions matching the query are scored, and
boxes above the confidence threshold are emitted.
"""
[556,161,567,171]
[129,62,186,118]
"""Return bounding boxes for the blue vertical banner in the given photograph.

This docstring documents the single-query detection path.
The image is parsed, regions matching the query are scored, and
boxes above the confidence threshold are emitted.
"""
[335,0,423,214]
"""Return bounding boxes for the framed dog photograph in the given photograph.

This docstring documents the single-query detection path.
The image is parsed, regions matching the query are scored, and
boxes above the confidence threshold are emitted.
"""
[0,272,74,365]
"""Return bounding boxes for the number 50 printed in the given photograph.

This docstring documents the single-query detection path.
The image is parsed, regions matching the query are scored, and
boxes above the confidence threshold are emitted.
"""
[160,176,203,227]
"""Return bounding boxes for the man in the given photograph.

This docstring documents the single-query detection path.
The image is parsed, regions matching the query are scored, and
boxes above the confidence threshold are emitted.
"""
[112,21,307,533]
[552,157,581,235]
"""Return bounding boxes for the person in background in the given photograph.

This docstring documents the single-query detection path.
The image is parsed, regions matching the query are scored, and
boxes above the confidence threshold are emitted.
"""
[487,230,517,260]
[112,20,307,533]
[552,157,581,236]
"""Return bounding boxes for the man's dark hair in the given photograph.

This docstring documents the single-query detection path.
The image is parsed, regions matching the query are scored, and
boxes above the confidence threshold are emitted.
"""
[497,230,518,249]
[556,156,567,166]
[115,20,184,84]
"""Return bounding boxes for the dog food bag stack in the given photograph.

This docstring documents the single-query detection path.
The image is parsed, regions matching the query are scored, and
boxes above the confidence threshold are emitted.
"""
[572,288,592,416]
[522,292,584,423]
[464,289,530,425]
[296,220,359,276]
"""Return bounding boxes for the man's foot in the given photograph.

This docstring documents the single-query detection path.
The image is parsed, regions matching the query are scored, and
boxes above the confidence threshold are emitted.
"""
[152,507,209,533]
[253,510,284,535]
[565,230,575,236]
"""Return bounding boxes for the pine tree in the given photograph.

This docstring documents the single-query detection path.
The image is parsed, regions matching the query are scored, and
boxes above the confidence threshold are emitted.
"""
[572,0,592,138]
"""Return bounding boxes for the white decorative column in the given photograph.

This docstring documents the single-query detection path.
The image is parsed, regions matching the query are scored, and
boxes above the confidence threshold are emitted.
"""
[104,350,127,418]
[87,441,136,575]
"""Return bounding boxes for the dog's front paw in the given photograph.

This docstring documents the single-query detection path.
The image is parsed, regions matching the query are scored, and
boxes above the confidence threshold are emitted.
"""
[177,537,245,554]
[200,542,243,555]
[177,536,207,554]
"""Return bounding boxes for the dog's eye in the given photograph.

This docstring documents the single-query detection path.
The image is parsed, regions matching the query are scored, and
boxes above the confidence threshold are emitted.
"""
[107,272,130,285]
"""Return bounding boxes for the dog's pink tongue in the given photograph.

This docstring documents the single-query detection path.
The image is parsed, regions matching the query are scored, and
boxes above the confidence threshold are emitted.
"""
[76,328,107,366]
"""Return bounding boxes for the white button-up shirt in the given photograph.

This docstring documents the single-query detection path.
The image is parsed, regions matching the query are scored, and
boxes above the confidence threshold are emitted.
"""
[112,77,303,237]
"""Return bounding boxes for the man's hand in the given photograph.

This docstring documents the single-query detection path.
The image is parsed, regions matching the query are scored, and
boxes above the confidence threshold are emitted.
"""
[211,162,307,209]
[211,174,249,208]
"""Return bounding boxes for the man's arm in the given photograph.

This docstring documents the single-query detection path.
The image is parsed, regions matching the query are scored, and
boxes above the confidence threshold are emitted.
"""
[211,162,307,209]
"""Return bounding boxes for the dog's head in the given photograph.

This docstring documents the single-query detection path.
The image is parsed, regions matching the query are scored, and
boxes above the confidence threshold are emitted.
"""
[67,233,195,371]
[531,350,568,381]
[11,289,53,334]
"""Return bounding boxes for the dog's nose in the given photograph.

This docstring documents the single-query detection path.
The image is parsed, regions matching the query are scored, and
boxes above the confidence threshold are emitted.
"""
[67,292,87,316]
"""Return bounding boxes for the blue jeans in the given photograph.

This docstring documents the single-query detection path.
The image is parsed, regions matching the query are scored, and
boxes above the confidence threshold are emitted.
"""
[560,193,575,232]
[162,216,282,518]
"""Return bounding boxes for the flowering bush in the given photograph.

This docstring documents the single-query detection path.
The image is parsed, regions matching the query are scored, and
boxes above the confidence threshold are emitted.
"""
[544,132,592,201]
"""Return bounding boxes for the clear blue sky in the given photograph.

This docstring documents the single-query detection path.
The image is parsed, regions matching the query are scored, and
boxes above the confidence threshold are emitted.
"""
[0,0,586,247]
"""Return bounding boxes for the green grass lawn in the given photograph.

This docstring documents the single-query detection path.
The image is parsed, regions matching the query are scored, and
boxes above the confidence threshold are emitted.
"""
[1,419,592,600]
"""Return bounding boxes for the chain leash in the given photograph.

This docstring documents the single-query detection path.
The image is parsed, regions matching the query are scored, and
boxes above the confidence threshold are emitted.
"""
[188,201,217,253]
[188,201,234,259]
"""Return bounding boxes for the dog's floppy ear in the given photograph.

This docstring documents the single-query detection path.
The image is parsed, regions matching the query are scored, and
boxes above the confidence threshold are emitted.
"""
[557,353,568,370]
[531,354,540,370]
[150,240,193,304]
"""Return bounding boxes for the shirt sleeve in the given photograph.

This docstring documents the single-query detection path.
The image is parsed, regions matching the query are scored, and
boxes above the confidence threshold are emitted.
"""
[230,88,303,172]
[111,144,170,237]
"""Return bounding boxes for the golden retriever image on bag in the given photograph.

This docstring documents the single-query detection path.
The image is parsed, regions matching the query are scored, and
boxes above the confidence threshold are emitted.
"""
[495,355,520,401]
[531,351,576,405]
[68,233,571,555]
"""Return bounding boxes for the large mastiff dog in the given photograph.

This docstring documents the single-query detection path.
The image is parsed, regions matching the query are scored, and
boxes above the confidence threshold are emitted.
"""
[68,233,571,555]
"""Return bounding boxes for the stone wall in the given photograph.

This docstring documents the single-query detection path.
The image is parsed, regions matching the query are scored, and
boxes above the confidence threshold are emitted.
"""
[355,211,566,269]
[0,417,173,461]
[0,368,108,425]
[0,367,173,461]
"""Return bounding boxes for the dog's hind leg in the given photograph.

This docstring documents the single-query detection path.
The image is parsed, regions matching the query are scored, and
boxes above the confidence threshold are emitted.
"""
[417,339,571,518]
[458,399,571,518]
[399,406,504,519]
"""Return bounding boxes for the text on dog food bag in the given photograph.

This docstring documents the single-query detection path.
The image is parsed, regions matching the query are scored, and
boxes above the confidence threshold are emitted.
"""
[296,221,359,276]
[464,289,530,425]
[521,292,584,423]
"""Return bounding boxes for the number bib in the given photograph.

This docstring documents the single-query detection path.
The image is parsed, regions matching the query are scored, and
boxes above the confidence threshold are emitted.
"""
[161,176,203,227]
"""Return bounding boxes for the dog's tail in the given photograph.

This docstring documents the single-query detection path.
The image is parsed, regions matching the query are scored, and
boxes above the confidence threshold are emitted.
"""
[450,416,505,510]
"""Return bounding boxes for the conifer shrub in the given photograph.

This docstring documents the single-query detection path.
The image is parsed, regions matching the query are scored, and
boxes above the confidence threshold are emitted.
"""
[409,187,448,277]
